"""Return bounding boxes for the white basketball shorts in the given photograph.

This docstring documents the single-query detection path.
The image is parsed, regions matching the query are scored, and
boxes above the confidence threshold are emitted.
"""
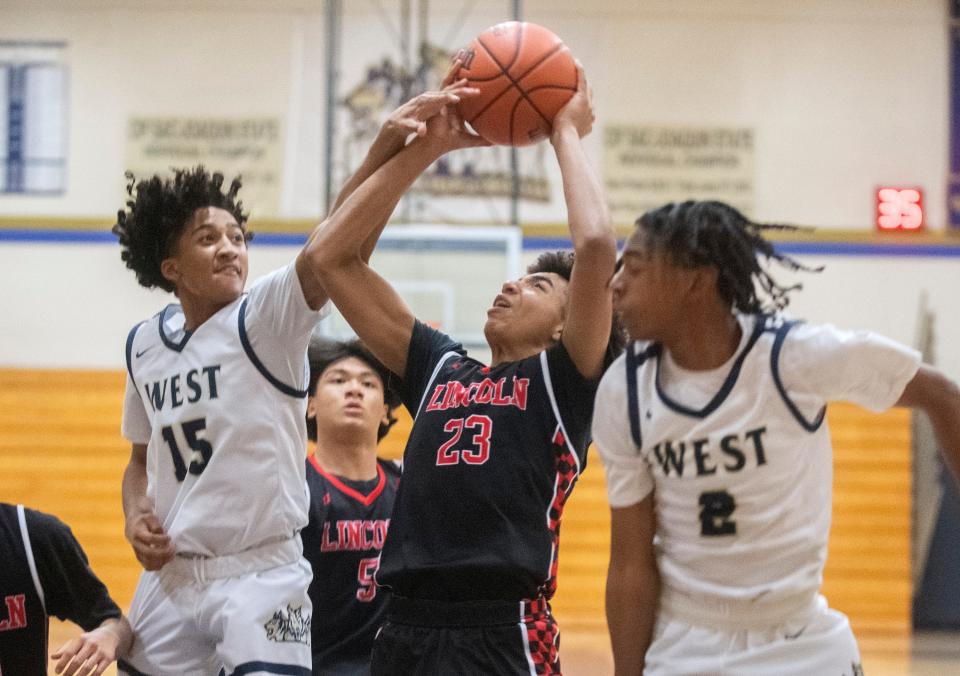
[645,595,863,676]
[119,537,313,676]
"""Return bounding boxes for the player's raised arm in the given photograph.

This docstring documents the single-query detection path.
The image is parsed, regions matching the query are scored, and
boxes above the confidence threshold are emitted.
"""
[296,74,481,315]
[549,64,617,379]
[303,91,487,378]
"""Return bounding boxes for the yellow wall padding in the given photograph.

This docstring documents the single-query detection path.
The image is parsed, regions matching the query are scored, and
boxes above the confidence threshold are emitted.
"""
[1,371,910,639]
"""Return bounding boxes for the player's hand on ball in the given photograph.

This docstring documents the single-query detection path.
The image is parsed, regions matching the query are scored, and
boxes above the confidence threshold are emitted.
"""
[417,71,491,153]
[125,497,175,570]
[383,70,482,144]
[551,61,594,142]
[51,625,121,676]
[421,97,491,154]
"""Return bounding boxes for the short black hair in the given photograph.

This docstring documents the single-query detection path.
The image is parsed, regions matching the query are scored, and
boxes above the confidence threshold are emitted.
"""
[527,251,627,370]
[112,165,251,292]
[306,337,402,443]
[633,201,821,313]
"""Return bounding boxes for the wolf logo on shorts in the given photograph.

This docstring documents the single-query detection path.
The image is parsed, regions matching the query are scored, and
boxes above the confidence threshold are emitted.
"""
[264,604,311,646]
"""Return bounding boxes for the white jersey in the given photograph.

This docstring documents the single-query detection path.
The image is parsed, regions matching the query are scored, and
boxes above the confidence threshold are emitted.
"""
[593,314,920,620]
[121,262,324,557]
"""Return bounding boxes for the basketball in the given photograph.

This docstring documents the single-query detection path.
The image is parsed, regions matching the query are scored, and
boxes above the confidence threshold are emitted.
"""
[453,21,577,146]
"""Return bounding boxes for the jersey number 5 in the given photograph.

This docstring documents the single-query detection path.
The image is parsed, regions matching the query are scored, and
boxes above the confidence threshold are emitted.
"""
[357,557,380,602]
[161,418,213,482]
[436,415,493,466]
[699,490,736,536]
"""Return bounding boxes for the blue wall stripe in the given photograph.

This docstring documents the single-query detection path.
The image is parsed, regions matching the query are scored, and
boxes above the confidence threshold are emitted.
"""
[0,229,117,243]
[2,229,960,257]
[772,241,960,257]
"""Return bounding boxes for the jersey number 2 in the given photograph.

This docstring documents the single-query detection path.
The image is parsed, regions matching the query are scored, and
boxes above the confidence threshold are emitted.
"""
[436,415,493,466]
[699,490,736,536]
[161,418,213,482]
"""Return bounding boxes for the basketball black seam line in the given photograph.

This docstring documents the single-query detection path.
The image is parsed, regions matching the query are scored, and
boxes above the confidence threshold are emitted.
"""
[459,27,523,83]
[458,24,527,123]
[473,32,564,128]
[464,26,526,122]
[469,28,570,132]
[511,84,579,142]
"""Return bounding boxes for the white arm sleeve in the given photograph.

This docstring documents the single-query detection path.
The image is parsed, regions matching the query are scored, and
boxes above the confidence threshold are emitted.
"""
[243,261,330,388]
[592,355,655,508]
[781,323,921,412]
[121,374,151,444]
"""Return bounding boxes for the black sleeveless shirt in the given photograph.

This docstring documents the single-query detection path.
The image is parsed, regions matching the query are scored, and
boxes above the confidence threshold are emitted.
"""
[377,322,597,602]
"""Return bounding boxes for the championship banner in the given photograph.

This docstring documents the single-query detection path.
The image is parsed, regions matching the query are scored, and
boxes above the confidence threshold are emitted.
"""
[126,117,283,216]
[603,124,754,226]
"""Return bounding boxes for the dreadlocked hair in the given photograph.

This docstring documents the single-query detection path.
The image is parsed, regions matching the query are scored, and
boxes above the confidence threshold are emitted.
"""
[112,165,251,292]
[527,251,627,370]
[306,336,402,443]
[635,201,822,313]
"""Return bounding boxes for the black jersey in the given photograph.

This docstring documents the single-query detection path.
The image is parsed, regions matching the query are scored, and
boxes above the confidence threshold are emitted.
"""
[0,503,121,676]
[377,321,597,602]
[302,456,401,675]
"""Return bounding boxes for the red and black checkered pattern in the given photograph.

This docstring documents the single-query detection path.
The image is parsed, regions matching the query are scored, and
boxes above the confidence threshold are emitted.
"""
[522,597,561,675]
[539,427,580,601]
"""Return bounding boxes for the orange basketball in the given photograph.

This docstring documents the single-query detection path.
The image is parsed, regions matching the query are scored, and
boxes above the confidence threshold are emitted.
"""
[453,21,577,146]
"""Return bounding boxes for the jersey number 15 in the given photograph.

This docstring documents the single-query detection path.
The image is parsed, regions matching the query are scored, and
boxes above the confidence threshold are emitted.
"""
[160,418,213,481]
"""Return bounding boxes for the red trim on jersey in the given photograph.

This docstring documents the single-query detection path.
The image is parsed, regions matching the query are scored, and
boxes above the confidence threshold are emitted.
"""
[308,454,386,506]
[539,427,580,602]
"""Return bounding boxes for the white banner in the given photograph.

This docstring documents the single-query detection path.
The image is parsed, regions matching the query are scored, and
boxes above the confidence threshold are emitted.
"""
[126,117,283,216]
[604,124,754,226]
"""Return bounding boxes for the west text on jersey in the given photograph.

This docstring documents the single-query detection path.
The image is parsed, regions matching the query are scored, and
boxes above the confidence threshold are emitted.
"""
[652,426,768,477]
[424,376,530,412]
[142,365,222,411]
[321,519,390,552]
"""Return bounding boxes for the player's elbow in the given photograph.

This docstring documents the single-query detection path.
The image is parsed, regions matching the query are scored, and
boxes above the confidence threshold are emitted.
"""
[303,221,359,278]
[574,228,617,267]
[933,373,960,423]
[905,365,960,418]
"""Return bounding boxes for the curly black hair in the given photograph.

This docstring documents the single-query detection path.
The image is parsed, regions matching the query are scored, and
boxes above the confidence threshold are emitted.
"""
[306,336,402,443]
[527,251,627,370]
[112,166,251,292]
[634,201,822,313]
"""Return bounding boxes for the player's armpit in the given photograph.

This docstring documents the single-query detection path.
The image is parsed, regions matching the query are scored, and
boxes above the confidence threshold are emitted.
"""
[293,253,330,312]
[606,496,658,676]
